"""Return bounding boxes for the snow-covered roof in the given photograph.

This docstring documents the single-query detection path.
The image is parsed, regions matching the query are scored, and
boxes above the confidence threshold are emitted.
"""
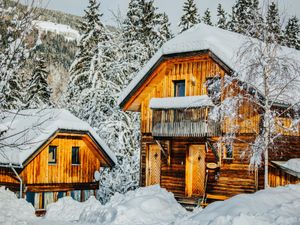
[150,95,213,110]
[272,160,300,178]
[118,23,300,108]
[0,109,116,167]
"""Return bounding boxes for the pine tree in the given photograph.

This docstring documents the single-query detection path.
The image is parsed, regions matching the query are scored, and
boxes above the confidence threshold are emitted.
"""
[230,0,249,33]
[66,0,106,109]
[230,0,264,38]
[266,2,281,44]
[26,55,52,108]
[0,1,34,109]
[203,8,213,26]
[283,16,300,50]
[178,0,200,33]
[122,0,172,62]
[216,4,227,29]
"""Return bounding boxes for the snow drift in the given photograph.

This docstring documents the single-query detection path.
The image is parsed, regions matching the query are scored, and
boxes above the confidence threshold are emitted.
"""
[0,187,35,225]
[45,185,187,224]
[177,183,300,225]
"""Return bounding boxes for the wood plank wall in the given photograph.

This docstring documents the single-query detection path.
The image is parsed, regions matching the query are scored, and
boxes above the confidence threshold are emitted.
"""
[141,135,258,198]
[269,164,300,187]
[21,135,101,185]
[140,56,225,134]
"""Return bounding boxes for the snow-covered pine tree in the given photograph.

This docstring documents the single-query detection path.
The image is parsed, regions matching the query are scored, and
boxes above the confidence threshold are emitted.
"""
[122,0,172,62]
[140,0,172,58]
[266,1,281,44]
[230,0,264,39]
[0,0,34,109]
[26,54,52,109]
[216,3,227,29]
[178,0,200,33]
[283,16,300,50]
[202,8,213,26]
[154,12,173,51]
[65,0,106,110]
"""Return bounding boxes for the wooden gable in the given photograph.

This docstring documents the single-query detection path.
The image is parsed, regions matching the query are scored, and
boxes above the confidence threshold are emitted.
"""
[122,51,231,112]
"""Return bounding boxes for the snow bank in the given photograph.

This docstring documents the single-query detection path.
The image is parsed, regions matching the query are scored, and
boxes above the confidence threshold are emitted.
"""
[283,158,300,173]
[45,185,186,224]
[176,183,300,225]
[45,196,102,222]
[80,185,187,225]
[0,187,36,225]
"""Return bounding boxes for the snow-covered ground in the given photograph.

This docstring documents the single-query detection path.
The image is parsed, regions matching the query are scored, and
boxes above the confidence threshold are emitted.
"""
[33,20,80,41]
[1,184,300,225]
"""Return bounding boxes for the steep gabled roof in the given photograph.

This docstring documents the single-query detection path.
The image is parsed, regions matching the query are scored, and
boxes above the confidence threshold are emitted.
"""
[118,24,300,109]
[0,109,117,167]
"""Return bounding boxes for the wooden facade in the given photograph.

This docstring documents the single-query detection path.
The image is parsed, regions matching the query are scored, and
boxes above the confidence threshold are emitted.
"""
[0,130,114,210]
[121,51,300,207]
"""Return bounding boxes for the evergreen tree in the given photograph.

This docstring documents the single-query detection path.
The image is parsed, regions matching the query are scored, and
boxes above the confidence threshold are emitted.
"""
[0,1,34,109]
[283,16,300,50]
[266,2,282,44]
[216,4,227,29]
[230,0,250,34]
[26,55,52,108]
[178,0,200,33]
[202,8,213,26]
[122,0,172,62]
[66,0,106,109]
[230,0,263,38]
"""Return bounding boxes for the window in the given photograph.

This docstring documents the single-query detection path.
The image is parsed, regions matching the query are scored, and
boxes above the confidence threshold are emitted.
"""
[223,144,233,159]
[72,147,80,165]
[48,146,57,164]
[174,80,185,97]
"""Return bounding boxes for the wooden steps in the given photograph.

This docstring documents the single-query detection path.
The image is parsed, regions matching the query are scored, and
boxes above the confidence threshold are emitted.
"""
[175,196,200,211]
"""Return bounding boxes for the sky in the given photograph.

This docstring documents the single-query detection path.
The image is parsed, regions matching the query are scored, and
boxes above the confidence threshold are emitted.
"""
[39,0,300,31]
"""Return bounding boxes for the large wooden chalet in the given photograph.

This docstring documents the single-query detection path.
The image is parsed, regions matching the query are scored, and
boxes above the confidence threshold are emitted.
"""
[0,109,116,210]
[119,24,300,207]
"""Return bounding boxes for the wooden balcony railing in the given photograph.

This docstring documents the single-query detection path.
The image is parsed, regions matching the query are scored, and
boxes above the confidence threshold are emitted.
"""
[152,108,221,137]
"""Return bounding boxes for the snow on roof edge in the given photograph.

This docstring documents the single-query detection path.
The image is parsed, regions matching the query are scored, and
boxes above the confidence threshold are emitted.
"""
[150,95,213,109]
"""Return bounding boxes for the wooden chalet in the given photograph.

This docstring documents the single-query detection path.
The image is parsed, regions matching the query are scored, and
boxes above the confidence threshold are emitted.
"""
[0,109,116,210]
[119,24,300,207]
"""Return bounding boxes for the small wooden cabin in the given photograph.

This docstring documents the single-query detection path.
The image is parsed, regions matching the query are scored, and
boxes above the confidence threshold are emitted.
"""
[0,109,116,210]
[119,24,300,207]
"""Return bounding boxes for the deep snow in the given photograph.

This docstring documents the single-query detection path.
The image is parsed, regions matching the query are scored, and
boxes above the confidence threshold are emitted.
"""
[1,184,300,225]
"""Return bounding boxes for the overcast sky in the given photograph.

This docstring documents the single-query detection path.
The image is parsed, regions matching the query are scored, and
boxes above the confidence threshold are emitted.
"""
[40,0,300,31]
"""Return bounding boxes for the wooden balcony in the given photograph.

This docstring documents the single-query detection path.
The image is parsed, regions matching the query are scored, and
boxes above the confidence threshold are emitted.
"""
[152,108,221,137]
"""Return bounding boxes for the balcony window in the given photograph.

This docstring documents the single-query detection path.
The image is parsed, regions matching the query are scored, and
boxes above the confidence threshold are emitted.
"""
[174,80,185,97]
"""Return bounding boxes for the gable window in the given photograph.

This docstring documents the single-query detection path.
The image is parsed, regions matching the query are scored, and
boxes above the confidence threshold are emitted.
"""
[223,144,233,159]
[72,147,80,165]
[174,80,185,97]
[48,146,57,164]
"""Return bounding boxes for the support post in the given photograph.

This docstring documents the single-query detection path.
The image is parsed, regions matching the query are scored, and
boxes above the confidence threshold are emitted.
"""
[10,165,23,198]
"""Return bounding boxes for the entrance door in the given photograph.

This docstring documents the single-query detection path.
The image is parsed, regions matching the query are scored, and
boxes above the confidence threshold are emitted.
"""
[186,145,206,197]
[146,144,161,186]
